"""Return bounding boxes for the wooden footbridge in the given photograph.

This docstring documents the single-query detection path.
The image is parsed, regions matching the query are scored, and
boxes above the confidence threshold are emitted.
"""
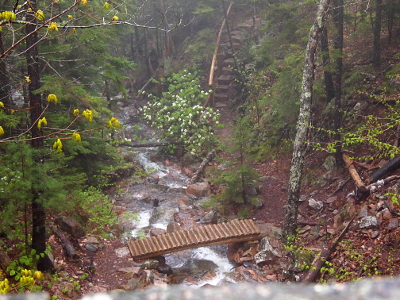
[128,219,261,260]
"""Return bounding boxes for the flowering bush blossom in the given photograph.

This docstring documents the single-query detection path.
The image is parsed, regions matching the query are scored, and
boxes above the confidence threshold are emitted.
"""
[140,69,221,155]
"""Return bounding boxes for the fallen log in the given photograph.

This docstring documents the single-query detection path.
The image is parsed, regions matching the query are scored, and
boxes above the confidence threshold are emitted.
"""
[367,175,400,191]
[189,149,217,185]
[342,153,367,192]
[370,156,400,183]
[0,246,12,273]
[119,141,184,148]
[301,214,356,283]
[50,223,80,259]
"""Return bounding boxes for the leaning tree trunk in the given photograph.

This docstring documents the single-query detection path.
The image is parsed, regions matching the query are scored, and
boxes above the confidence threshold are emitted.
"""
[282,0,332,243]
[26,3,53,271]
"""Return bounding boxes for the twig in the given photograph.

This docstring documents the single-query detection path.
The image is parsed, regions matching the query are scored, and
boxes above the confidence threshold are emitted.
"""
[301,214,356,283]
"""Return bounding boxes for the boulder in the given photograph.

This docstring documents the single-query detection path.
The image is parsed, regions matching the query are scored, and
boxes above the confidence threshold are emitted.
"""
[149,228,166,236]
[186,182,211,198]
[157,263,173,275]
[323,155,337,172]
[254,237,281,265]
[167,222,181,233]
[358,216,379,229]
[174,259,218,278]
[149,207,177,225]
[308,198,323,210]
[115,247,130,258]
[201,211,219,224]
[54,215,85,238]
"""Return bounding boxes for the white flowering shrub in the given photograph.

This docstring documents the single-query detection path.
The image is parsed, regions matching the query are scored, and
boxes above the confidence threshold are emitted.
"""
[140,69,221,155]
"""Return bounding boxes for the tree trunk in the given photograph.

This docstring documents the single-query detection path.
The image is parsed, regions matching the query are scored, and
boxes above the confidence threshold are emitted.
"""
[332,0,344,163]
[320,27,335,103]
[0,32,11,107]
[189,149,217,185]
[372,0,383,66]
[26,4,53,272]
[282,0,331,243]
[0,246,12,274]
[49,224,80,259]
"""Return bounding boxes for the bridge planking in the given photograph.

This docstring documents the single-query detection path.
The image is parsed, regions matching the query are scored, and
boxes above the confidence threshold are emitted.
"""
[128,219,261,260]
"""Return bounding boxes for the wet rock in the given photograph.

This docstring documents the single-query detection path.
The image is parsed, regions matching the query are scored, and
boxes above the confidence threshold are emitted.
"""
[382,208,392,220]
[118,267,142,275]
[186,182,211,198]
[167,222,181,233]
[115,247,130,258]
[174,259,218,278]
[174,212,199,230]
[254,237,281,265]
[177,195,192,210]
[308,198,323,210]
[86,236,100,244]
[201,211,219,224]
[147,174,159,184]
[245,187,258,196]
[252,198,264,209]
[201,270,217,281]
[369,230,379,239]
[157,263,173,275]
[358,216,379,229]
[54,215,85,238]
[228,242,258,264]
[140,259,160,269]
[149,207,177,225]
[388,218,399,231]
[126,278,140,290]
[179,219,198,230]
[149,228,166,236]
[57,282,78,298]
[226,266,254,282]
[85,244,98,252]
[323,156,336,172]
[255,222,281,240]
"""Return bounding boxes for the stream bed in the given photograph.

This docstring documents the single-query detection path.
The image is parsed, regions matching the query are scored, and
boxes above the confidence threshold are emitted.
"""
[112,103,235,286]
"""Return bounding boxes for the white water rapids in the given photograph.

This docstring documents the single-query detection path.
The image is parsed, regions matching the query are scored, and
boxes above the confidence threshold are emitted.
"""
[127,148,234,286]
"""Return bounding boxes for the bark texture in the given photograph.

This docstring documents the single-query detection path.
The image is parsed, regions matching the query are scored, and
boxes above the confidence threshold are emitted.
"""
[332,0,344,163]
[282,0,332,242]
[26,4,53,271]
[189,149,217,185]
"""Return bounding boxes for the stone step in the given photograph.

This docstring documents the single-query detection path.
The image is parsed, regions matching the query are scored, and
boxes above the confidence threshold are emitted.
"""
[217,74,232,85]
[214,93,229,102]
[223,58,235,67]
[232,42,241,51]
[221,67,233,75]
[215,102,227,108]
[215,84,229,94]
[231,35,244,44]
[230,30,243,36]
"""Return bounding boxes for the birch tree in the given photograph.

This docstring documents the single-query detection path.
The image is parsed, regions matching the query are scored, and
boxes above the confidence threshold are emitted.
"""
[282,0,332,242]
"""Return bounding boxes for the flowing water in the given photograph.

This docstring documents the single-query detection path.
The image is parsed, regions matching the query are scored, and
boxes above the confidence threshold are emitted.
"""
[114,103,234,286]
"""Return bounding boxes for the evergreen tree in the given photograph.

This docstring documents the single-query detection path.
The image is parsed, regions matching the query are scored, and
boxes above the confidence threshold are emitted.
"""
[211,117,261,219]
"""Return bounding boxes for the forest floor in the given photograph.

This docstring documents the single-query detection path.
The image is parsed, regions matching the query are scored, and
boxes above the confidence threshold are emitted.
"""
[76,91,400,298]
